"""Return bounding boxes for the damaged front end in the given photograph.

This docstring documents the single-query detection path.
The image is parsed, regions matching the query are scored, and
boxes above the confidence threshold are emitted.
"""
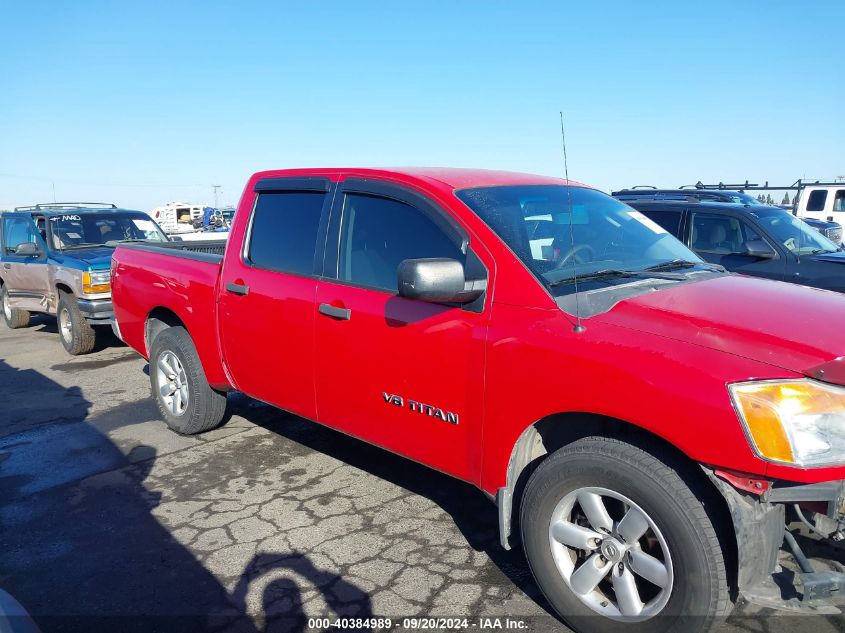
[706,468,845,607]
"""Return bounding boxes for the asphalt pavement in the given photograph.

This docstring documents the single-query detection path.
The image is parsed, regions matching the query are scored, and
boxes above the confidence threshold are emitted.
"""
[1,316,843,632]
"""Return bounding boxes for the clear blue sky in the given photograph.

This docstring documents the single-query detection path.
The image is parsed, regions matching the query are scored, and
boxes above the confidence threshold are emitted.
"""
[1,1,842,211]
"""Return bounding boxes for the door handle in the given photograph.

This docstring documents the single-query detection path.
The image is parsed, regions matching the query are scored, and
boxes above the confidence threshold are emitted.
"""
[225,282,249,296]
[2,264,10,270]
[318,303,351,320]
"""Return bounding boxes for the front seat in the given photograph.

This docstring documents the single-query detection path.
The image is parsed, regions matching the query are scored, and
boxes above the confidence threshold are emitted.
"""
[705,223,732,253]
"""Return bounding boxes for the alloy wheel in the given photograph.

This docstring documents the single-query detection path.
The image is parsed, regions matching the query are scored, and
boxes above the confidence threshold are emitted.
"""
[548,486,674,620]
[156,350,189,416]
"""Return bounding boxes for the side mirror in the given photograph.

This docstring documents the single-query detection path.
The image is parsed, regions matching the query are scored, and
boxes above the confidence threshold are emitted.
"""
[397,258,484,305]
[745,240,776,259]
[14,242,43,258]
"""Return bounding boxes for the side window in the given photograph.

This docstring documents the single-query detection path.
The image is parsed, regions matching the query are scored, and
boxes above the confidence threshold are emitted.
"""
[247,191,325,276]
[338,193,465,292]
[691,213,763,255]
[2,217,37,255]
[834,190,845,212]
[638,209,682,238]
[806,190,828,212]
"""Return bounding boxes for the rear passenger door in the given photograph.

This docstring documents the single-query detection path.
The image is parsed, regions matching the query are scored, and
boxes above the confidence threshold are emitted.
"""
[688,211,786,281]
[313,178,490,481]
[1,213,50,312]
[634,205,685,240]
[218,178,334,421]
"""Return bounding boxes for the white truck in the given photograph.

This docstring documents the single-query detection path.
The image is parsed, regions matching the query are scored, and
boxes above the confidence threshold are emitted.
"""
[794,182,845,222]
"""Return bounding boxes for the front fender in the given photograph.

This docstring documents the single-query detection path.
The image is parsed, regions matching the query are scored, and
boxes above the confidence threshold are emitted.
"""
[479,303,798,496]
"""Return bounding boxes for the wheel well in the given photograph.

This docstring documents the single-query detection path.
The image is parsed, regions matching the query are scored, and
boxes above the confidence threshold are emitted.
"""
[56,283,73,297]
[501,412,737,591]
[145,308,186,355]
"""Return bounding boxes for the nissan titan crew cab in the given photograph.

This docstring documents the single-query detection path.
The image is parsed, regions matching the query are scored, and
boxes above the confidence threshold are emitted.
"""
[0,203,169,354]
[111,169,845,633]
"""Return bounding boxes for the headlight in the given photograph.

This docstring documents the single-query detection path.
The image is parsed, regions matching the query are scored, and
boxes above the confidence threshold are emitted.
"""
[730,379,845,467]
[82,270,111,294]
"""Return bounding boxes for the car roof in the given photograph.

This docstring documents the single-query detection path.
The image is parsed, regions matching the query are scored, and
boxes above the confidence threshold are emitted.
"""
[613,188,752,200]
[250,167,588,193]
[624,199,781,213]
[15,206,144,216]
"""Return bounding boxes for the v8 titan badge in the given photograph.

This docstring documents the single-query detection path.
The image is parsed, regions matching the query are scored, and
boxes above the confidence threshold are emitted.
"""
[382,392,459,425]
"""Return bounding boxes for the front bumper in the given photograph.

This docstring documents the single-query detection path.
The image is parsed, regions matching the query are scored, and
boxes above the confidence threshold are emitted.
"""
[77,298,114,324]
[707,470,845,607]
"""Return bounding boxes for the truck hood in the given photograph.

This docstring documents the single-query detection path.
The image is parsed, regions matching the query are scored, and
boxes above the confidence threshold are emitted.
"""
[596,274,845,379]
[53,246,114,268]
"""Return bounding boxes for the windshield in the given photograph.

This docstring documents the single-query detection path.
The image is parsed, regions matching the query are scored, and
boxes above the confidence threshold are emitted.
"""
[48,213,167,249]
[749,208,839,254]
[456,185,703,296]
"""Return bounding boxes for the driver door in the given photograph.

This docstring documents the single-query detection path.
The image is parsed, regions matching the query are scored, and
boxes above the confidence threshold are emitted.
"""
[313,179,491,481]
[0,213,50,312]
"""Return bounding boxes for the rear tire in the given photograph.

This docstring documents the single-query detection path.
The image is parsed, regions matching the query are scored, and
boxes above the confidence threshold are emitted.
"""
[520,436,731,633]
[57,293,96,355]
[149,326,227,434]
[1,285,31,329]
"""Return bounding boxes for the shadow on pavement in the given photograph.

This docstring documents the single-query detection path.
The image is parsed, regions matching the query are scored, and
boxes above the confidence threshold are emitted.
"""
[0,360,369,633]
[230,552,375,633]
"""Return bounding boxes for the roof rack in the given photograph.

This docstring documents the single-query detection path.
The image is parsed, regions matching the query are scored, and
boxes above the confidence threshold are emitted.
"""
[612,189,729,202]
[14,202,118,211]
[682,180,845,192]
[620,196,701,203]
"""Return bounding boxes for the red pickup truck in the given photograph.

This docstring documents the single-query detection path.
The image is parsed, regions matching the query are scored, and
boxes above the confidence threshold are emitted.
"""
[112,168,845,632]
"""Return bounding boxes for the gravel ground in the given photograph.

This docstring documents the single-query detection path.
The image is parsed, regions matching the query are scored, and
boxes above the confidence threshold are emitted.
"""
[1,316,843,632]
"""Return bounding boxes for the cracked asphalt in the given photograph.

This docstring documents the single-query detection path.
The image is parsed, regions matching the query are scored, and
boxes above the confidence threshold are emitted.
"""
[1,317,843,632]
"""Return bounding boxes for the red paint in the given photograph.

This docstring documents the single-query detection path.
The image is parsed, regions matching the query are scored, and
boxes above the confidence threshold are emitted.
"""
[713,469,771,495]
[112,167,845,496]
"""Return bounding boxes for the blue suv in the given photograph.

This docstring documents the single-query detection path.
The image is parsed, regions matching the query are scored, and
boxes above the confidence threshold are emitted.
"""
[0,203,168,354]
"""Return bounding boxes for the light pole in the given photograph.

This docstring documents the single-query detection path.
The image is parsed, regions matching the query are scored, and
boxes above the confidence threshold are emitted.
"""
[212,185,221,209]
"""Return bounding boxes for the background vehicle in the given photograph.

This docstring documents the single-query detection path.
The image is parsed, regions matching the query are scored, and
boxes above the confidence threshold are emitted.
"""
[613,186,843,244]
[0,203,216,354]
[150,202,207,234]
[664,181,845,230]
[113,168,845,633]
[620,197,845,292]
[796,183,845,222]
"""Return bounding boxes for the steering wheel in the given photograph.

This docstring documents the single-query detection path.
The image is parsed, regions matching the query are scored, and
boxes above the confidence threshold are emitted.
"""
[557,243,595,267]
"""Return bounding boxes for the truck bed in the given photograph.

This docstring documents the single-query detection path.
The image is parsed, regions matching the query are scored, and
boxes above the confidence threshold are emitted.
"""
[111,241,230,388]
[119,240,226,260]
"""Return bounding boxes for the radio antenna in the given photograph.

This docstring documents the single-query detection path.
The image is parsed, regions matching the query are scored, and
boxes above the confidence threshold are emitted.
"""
[560,112,585,333]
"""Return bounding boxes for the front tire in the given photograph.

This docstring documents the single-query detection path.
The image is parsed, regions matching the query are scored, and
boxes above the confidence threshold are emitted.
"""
[2,285,31,329]
[57,293,96,355]
[149,326,227,434]
[520,436,731,633]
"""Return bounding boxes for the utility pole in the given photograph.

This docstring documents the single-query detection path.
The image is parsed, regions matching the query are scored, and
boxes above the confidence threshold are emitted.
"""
[52,181,56,202]
[212,185,221,209]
